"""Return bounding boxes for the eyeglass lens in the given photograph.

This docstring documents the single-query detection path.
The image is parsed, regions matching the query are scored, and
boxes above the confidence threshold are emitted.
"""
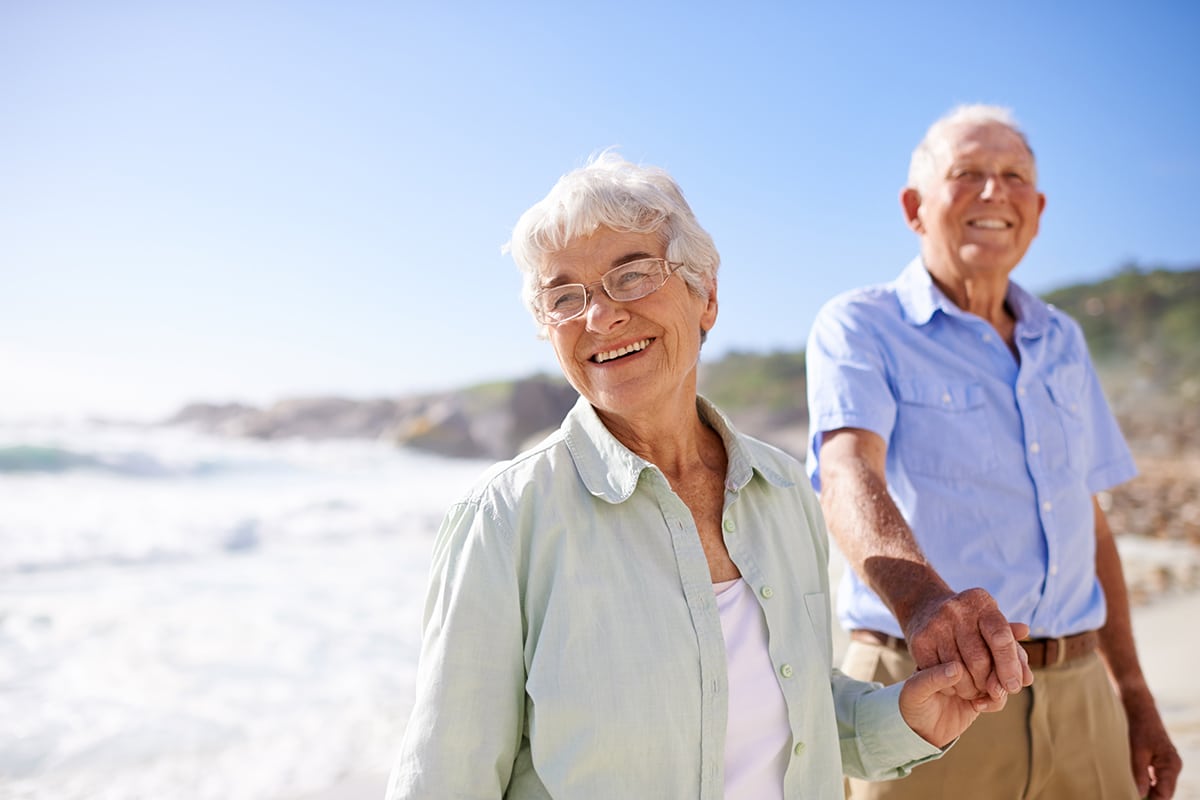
[536,258,670,323]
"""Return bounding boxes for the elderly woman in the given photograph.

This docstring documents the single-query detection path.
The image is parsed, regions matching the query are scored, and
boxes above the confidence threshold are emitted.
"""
[386,153,1008,799]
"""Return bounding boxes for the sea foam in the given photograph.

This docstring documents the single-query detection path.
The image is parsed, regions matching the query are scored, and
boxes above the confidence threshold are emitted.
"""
[0,420,491,799]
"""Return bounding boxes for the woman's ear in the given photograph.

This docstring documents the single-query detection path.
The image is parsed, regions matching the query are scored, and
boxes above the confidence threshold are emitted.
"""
[700,278,718,333]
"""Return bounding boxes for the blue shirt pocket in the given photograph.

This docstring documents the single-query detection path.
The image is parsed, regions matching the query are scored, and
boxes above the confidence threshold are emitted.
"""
[893,379,998,479]
[1045,364,1087,475]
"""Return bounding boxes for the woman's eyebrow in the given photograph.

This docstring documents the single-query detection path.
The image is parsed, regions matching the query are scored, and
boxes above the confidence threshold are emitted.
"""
[610,251,656,267]
[542,251,658,287]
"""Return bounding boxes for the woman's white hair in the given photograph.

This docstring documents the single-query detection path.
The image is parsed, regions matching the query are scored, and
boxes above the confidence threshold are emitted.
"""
[505,150,720,334]
[907,104,1037,194]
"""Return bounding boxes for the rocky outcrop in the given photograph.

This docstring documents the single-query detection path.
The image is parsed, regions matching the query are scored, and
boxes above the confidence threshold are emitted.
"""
[165,376,579,461]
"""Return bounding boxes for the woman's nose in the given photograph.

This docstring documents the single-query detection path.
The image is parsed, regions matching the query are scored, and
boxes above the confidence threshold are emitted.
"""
[585,289,630,332]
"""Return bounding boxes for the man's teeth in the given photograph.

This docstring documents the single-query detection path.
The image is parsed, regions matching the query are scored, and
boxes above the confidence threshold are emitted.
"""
[969,219,1009,229]
[594,339,651,363]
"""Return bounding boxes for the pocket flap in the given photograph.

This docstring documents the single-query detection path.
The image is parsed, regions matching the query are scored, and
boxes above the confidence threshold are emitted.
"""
[896,379,985,411]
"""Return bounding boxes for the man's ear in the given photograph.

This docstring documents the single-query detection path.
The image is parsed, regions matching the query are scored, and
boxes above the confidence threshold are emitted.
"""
[900,187,924,234]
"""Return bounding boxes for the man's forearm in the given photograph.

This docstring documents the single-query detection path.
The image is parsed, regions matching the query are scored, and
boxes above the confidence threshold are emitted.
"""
[1093,497,1149,693]
[819,447,952,631]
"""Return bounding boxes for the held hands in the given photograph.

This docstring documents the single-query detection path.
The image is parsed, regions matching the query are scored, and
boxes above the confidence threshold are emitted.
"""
[898,661,1007,748]
[904,587,1033,703]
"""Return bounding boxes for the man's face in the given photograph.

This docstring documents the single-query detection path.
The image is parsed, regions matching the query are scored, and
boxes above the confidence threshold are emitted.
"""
[903,121,1046,284]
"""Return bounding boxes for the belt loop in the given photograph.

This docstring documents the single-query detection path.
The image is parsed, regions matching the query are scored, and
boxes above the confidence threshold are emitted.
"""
[1051,635,1067,668]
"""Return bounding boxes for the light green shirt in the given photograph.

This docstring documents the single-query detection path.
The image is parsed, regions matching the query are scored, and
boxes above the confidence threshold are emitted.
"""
[387,396,941,799]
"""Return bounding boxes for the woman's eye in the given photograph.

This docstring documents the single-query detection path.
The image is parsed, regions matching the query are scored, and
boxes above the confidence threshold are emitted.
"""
[552,290,583,309]
[616,270,649,287]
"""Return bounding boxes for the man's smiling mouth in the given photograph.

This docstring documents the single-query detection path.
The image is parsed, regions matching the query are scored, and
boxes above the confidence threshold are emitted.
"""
[968,218,1012,230]
[592,338,652,364]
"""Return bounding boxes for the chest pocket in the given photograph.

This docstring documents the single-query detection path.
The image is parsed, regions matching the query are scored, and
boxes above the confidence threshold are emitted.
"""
[1045,364,1088,475]
[892,379,998,479]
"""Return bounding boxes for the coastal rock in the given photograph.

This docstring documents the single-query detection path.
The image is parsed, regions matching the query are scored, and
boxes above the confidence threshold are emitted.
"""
[165,376,579,461]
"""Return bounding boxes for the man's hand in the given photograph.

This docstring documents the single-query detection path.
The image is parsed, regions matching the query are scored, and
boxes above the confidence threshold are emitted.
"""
[905,588,1033,701]
[1125,687,1182,799]
[898,661,1006,748]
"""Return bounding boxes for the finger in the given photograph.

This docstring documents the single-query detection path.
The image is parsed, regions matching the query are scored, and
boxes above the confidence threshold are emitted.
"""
[929,637,981,701]
[1149,750,1181,799]
[905,661,964,704]
[1018,644,1033,687]
[978,610,1026,696]
[954,627,995,697]
[1130,747,1151,797]
[971,688,1007,713]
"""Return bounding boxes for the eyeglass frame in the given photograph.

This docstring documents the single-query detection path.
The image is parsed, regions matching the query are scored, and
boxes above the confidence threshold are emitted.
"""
[531,258,686,325]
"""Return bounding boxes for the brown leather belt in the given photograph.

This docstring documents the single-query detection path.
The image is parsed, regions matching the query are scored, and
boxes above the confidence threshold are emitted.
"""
[850,629,1099,669]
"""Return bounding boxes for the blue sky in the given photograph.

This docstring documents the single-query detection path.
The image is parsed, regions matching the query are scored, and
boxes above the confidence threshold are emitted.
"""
[3,1,1198,421]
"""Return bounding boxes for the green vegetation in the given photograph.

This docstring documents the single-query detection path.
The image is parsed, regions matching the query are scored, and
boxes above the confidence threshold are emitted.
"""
[696,265,1200,417]
[1042,264,1200,401]
[699,349,808,415]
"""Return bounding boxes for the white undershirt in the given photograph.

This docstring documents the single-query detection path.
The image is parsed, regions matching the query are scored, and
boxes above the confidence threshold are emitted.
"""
[714,577,791,799]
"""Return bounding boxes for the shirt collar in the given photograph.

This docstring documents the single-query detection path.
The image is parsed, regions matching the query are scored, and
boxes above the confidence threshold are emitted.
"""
[561,395,792,504]
[895,256,1050,339]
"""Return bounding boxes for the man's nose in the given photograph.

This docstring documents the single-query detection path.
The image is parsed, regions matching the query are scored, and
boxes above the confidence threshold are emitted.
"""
[980,173,1006,200]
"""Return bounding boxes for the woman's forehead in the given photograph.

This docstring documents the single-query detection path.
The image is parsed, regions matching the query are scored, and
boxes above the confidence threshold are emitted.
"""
[541,229,665,280]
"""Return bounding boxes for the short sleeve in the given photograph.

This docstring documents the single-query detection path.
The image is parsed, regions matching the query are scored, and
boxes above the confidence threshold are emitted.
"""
[805,295,898,491]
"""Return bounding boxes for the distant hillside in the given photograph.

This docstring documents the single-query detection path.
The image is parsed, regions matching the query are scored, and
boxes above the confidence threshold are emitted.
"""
[1041,264,1200,400]
[169,265,1198,463]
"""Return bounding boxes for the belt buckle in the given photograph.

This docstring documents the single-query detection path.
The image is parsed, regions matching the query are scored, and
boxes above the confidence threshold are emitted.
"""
[1050,635,1068,668]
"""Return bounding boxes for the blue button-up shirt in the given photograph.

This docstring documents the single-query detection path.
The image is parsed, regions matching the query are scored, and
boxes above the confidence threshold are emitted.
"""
[806,258,1137,639]
[388,395,942,799]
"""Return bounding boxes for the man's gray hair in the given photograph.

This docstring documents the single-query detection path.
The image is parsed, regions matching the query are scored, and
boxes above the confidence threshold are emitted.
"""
[907,104,1037,194]
[505,150,720,333]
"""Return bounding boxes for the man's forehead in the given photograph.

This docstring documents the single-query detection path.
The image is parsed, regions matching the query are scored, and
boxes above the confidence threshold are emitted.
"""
[938,122,1033,162]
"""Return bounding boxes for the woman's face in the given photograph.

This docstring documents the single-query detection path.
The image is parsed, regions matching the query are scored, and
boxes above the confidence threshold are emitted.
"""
[539,227,716,424]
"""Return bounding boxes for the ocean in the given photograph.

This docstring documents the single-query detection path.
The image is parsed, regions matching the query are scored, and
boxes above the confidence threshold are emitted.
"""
[0,420,491,800]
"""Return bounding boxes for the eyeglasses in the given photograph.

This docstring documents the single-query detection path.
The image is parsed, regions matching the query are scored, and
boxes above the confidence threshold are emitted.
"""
[532,258,684,325]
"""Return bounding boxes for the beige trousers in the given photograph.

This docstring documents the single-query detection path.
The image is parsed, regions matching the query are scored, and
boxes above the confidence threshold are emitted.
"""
[842,641,1139,800]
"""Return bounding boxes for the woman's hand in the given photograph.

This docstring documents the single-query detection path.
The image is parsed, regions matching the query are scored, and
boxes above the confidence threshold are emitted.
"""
[898,661,1011,748]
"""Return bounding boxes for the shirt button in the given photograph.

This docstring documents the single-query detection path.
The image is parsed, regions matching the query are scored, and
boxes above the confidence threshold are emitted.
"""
[1042,501,1053,512]
[982,333,992,342]
[723,519,735,533]
[941,393,952,404]
[780,664,794,678]
[794,741,806,756]
[1049,564,1059,576]
[760,586,774,599]
[1017,386,1027,397]
[1029,442,1040,454]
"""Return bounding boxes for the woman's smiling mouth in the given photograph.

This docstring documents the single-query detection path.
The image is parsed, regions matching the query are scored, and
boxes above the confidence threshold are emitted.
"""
[592,338,653,363]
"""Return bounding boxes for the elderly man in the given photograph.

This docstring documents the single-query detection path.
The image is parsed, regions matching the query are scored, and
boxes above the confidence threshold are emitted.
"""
[806,105,1182,799]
